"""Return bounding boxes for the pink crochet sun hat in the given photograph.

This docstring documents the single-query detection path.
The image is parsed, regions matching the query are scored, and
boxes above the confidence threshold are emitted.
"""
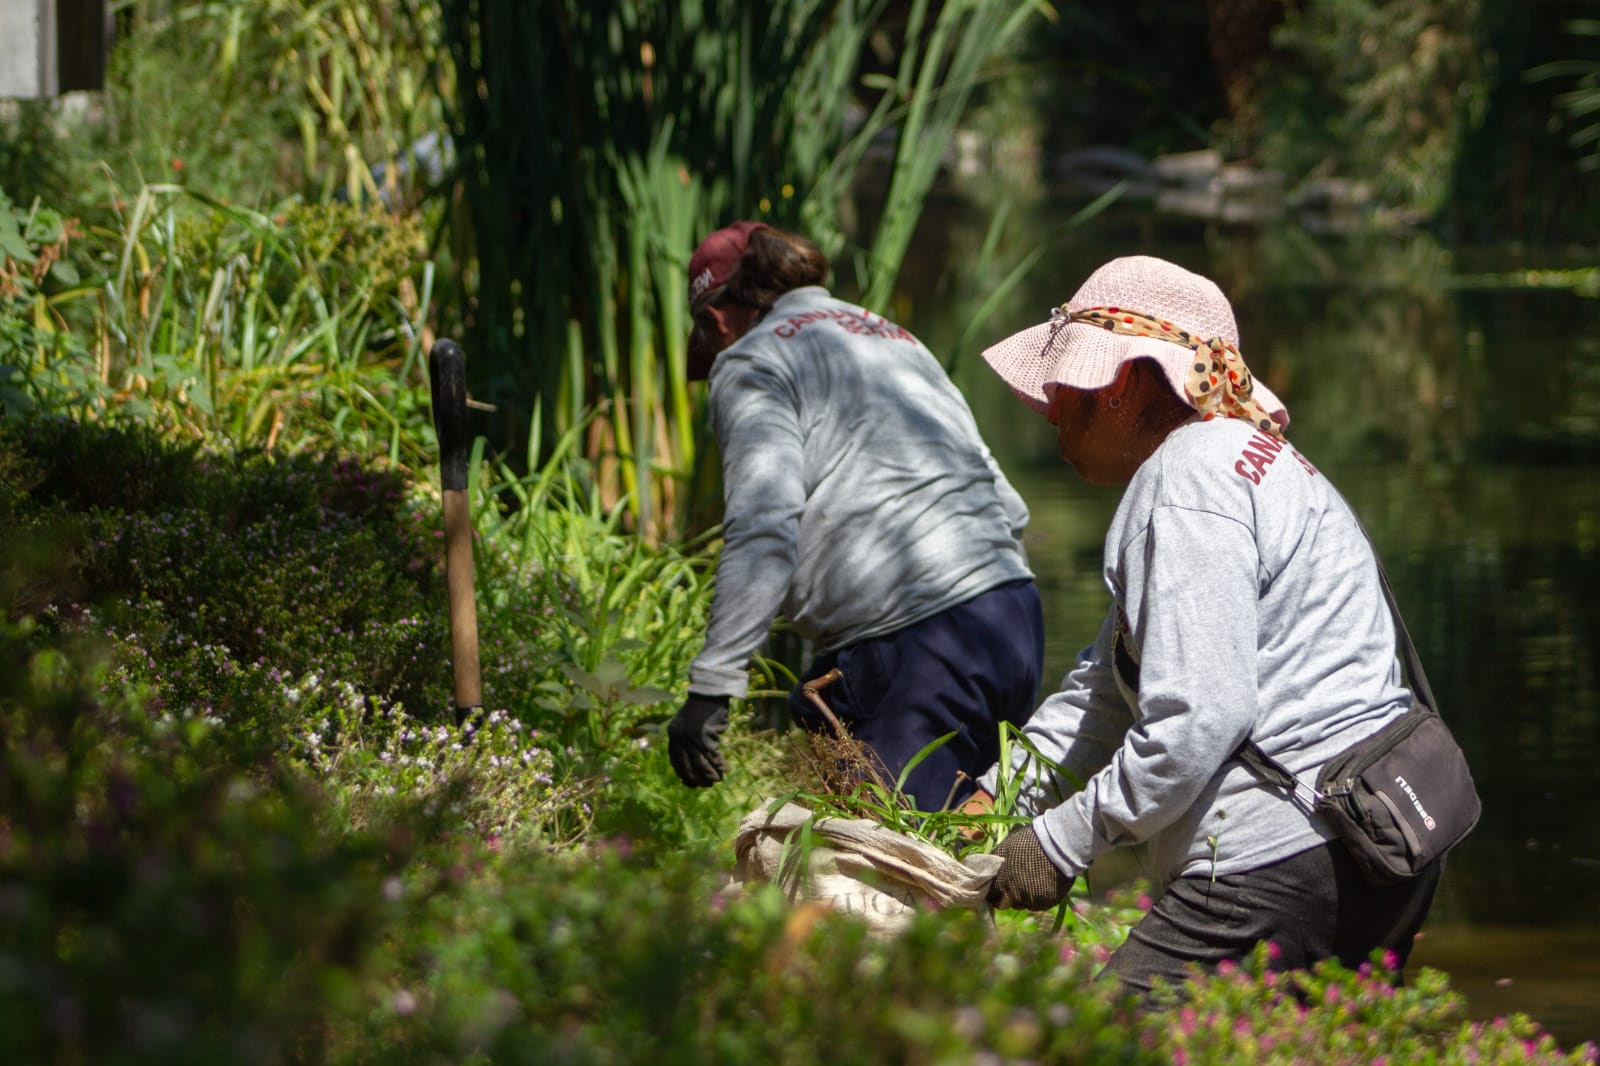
[981,255,1288,427]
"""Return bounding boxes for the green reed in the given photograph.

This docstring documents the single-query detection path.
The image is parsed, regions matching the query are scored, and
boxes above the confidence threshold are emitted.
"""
[439,0,1049,540]
[176,0,453,208]
[84,1,1052,540]
[6,180,440,467]
[851,0,1052,310]
[466,410,719,688]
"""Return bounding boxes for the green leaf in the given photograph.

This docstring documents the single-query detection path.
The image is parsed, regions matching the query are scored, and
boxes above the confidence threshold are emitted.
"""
[186,382,215,416]
[0,227,36,263]
[895,730,958,796]
[22,206,64,244]
[48,259,79,286]
[621,684,674,707]
[591,653,629,690]
[0,196,33,262]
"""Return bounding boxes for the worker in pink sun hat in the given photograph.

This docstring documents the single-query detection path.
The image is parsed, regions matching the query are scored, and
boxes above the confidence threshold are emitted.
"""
[970,254,1441,999]
[666,221,1043,815]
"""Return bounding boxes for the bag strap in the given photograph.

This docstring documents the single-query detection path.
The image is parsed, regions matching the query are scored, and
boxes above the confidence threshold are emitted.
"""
[1238,514,1434,800]
[1368,545,1438,714]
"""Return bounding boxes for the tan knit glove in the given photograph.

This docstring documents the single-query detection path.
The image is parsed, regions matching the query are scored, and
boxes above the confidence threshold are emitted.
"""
[987,825,1074,911]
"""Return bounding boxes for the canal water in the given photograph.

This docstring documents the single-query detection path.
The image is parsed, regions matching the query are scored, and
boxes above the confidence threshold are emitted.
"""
[891,196,1600,1046]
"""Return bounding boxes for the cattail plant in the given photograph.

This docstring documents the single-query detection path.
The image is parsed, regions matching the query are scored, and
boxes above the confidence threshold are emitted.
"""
[438,0,1049,540]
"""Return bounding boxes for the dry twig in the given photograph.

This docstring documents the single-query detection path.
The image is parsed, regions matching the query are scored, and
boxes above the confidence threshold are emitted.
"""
[798,669,901,804]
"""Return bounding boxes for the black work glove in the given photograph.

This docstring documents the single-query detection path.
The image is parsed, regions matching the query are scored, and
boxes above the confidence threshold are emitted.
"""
[987,824,1075,911]
[667,693,731,788]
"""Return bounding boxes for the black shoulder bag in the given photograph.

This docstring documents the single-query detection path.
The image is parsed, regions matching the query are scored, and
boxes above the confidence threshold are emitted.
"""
[1238,545,1482,885]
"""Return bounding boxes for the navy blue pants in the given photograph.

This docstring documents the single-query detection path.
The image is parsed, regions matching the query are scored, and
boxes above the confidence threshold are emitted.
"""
[786,579,1044,813]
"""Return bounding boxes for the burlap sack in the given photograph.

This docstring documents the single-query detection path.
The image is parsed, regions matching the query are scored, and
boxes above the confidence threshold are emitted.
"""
[732,800,1002,934]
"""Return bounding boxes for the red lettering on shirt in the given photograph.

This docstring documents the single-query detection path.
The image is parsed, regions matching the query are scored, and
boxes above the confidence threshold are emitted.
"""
[1248,432,1284,455]
[1232,431,1320,484]
[1232,434,1281,483]
[773,307,916,342]
[1238,444,1276,480]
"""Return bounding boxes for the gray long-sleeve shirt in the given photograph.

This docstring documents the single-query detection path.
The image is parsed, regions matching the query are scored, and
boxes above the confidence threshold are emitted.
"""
[687,286,1034,699]
[979,417,1411,891]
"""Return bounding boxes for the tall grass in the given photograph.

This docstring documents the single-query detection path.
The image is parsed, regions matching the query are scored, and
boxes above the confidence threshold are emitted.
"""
[849,0,1053,310]
[18,1,1054,539]
[469,415,716,716]
[439,0,1049,540]
[2,181,440,467]
[111,0,454,210]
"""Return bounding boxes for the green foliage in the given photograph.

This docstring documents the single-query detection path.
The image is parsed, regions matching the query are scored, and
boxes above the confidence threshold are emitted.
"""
[2,417,450,728]
[0,101,78,228]
[1242,0,1487,220]
[355,845,1595,1064]
[11,0,1054,539]
[0,616,443,1065]
[374,843,1146,1065]
[0,190,95,417]
[90,0,451,209]
[844,0,1052,311]
[0,184,439,467]
[459,421,774,847]
[241,0,454,207]
[1146,944,1597,1065]
[772,718,1079,860]
[438,0,1049,538]
[0,412,746,846]
[1527,19,1600,172]
[98,11,290,198]
[293,692,593,844]
[2,416,1595,1063]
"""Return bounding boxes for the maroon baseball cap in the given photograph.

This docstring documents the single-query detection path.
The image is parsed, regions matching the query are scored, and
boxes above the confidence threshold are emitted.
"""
[688,220,767,311]
[686,221,767,379]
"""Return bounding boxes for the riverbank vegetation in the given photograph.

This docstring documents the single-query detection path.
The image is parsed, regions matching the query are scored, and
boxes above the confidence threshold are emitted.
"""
[3,0,1599,1060]
[5,399,1594,1064]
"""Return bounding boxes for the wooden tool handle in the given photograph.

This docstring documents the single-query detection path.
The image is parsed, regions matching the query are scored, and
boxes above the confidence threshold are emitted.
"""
[429,339,482,724]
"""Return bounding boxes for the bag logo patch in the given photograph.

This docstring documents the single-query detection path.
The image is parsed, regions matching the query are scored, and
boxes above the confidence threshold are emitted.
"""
[1394,775,1436,830]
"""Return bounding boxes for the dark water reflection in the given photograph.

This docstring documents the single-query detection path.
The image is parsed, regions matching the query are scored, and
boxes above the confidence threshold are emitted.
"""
[898,202,1600,1045]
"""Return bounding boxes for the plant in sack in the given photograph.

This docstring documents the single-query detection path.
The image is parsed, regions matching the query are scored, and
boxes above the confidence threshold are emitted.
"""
[729,670,1078,935]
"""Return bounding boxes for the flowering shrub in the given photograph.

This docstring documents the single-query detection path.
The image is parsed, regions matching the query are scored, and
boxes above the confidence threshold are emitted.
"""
[0,618,444,1064]
[291,691,596,845]
[10,417,451,720]
[4,416,1596,1063]
[1140,943,1596,1065]
[368,841,1147,1065]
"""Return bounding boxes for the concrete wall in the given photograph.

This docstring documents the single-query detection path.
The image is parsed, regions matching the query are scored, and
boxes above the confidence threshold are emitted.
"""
[0,0,59,99]
[0,0,106,99]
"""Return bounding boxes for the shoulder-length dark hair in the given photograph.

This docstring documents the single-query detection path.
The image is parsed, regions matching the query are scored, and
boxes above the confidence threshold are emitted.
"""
[723,227,829,311]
